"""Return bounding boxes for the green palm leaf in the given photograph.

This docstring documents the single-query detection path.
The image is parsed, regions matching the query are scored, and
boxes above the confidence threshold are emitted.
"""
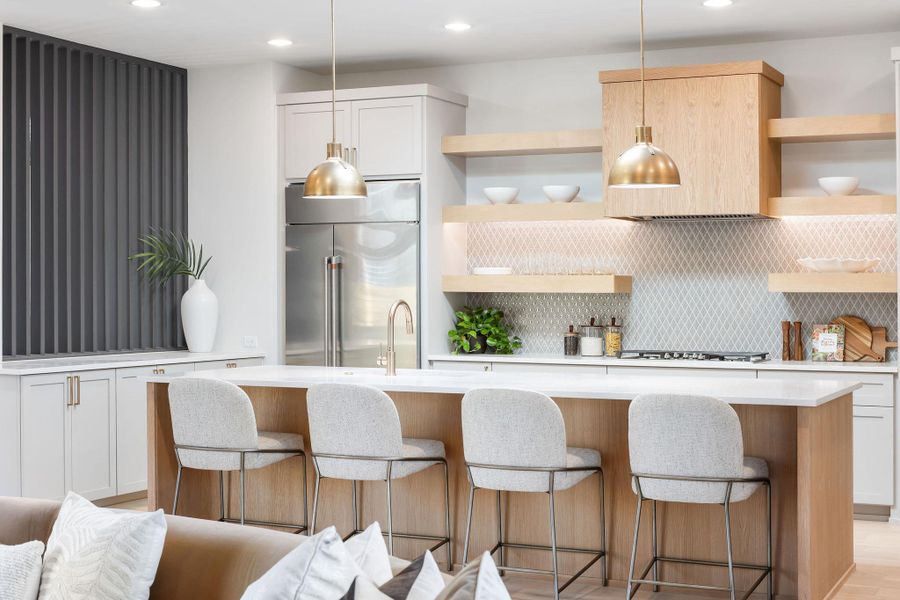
[128,228,212,286]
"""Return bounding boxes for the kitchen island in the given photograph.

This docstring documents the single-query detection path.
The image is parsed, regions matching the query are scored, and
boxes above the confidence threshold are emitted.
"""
[146,366,859,600]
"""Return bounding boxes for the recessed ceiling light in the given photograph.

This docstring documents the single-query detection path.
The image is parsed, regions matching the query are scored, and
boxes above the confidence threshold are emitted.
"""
[444,22,472,32]
[267,38,294,48]
[702,0,733,6]
[130,0,161,8]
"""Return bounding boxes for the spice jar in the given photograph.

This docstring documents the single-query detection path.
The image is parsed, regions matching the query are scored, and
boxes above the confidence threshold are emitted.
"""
[580,317,605,357]
[605,317,623,358]
[564,325,580,356]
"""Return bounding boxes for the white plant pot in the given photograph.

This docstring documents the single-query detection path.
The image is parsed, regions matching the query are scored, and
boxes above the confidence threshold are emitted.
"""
[181,279,218,353]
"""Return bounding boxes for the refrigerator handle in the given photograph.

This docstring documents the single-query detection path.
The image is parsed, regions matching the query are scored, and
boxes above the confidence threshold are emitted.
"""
[325,256,342,366]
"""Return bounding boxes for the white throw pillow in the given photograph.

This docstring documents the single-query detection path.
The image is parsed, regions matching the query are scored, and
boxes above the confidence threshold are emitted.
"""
[435,552,510,600]
[241,526,363,600]
[39,492,167,600]
[0,541,44,600]
[345,522,394,586]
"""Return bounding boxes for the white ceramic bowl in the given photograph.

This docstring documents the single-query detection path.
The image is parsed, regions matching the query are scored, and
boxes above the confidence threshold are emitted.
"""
[796,257,879,273]
[542,185,580,203]
[817,177,859,196]
[483,187,519,204]
[473,267,513,276]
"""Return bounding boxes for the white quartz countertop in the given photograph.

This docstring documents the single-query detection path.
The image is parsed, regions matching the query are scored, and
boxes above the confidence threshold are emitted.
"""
[0,351,265,375]
[145,365,861,407]
[428,353,899,374]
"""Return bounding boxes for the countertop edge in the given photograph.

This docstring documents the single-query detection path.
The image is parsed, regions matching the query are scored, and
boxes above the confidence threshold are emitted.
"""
[0,351,266,376]
[427,353,899,374]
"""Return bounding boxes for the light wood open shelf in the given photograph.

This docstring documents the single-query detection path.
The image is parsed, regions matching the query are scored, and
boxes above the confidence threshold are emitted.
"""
[768,272,897,293]
[441,129,602,157]
[442,274,632,294]
[767,195,896,217]
[768,114,895,143]
[443,202,606,223]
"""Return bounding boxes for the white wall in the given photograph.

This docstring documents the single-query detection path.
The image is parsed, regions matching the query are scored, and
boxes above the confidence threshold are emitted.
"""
[187,62,324,363]
[339,30,900,203]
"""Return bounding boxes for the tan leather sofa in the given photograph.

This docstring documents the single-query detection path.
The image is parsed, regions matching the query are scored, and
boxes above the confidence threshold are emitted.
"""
[0,496,411,599]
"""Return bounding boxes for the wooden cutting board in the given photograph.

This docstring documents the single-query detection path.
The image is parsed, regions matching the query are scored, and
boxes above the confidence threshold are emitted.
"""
[872,326,898,360]
[832,315,882,362]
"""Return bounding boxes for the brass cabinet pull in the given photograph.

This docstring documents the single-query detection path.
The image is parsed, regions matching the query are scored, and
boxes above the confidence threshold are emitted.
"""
[66,376,74,407]
[74,376,81,406]
[158,367,165,375]
[226,362,237,369]
[152,368,158,375]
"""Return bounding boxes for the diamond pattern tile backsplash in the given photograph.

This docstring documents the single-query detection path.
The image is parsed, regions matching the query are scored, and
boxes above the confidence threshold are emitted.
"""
[466,215,897,360]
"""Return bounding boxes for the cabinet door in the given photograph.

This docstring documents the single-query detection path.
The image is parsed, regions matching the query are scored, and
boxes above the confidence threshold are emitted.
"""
[69,369,117,501]
[194,358,264,371]
[430,360,492,372]
[20,373,69,500]
[351,97,422,177]
[116,364,195,495]
[853,406,894,505]
[283,101,352,180]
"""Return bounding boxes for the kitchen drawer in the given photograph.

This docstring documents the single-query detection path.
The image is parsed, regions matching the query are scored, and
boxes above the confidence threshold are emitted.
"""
[853,406,894,505]
[491,362,608,376]
[430,360,492,372]
[757,370,894,407]
[607,366,756,379]
[194,358,264,371]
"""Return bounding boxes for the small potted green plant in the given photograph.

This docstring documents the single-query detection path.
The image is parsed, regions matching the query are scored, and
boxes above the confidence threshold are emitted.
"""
[448,306,522,355]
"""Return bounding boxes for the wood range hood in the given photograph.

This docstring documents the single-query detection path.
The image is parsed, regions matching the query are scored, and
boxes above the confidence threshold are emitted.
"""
[599,61,784,220]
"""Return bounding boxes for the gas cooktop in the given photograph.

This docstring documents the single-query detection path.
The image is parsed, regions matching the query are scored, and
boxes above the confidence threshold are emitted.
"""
[619,350,770,362]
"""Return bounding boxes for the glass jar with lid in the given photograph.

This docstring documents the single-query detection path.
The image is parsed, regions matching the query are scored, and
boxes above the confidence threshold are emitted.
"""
[580,317,605,357]
[605,317,623,358]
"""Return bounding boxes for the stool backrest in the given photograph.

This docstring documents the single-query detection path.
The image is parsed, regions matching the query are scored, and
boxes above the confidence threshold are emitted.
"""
[168,378,259,451]
[306,383,403,459]
[628,394,744,499]
[461,388,568,471]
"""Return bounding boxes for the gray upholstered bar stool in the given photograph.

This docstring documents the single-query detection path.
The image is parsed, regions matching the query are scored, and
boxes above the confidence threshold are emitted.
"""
[168,377,308,532]
[306,382,452,570]
[626,394,772,600]
[461,388,607,600]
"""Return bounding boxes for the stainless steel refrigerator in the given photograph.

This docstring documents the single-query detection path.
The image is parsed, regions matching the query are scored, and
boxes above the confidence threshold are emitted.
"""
[285,180,420,368]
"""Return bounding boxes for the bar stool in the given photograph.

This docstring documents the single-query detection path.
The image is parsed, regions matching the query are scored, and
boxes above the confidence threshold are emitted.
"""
[460,388,607,600]
[306,382,452,570]
[626,394,772,600]
[168,377,308,532]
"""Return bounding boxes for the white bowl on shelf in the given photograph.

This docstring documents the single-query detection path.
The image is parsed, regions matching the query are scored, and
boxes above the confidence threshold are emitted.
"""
[473,267,513,275]
[542,185,580,203]
[817,177,859,196]
[796,257,879,273]
[483,187,519,204]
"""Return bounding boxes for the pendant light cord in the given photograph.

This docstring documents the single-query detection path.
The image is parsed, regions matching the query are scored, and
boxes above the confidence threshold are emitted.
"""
[331,0,336,144]
[640,0,645,128]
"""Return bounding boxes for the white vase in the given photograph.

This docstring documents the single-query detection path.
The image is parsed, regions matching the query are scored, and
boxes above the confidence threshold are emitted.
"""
[181,278,218,352]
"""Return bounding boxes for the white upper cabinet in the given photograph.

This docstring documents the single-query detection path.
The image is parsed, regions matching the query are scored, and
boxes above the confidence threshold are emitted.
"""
[282,96,424,181]
[283,101,352,180]
[351,97,423,177]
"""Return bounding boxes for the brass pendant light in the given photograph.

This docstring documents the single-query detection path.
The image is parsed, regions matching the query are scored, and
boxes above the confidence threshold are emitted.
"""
[303,0,367,199]
[608,0,681,189]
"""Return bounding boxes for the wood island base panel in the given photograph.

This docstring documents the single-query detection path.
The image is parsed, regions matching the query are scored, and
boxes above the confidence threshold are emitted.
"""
[147,380,853,600]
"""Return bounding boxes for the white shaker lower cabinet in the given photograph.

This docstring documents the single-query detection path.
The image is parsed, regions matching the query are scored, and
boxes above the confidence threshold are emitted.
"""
[21,370,116,501]
[758,370,895,506]
[115,364,194,495]
[194,357,264,371]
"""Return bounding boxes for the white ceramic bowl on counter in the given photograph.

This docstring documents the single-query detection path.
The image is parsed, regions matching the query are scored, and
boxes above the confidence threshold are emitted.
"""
[796,257,880,273]
[542,185,580,203]
[483,187,519,204]
[817,177,859,196]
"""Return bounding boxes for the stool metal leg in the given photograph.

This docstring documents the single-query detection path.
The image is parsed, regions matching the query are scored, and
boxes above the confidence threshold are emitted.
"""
[548,473,559,600]
[311,468,322,535]
[463,482,476,564]
[599,468,608,586]
[652,500,659,592]
[386,461,394,555]
[766,481,773,600]
[443,460,453,572]
[351,480,359,534]
[496,490,505,576]
[219,471,225,520]
[172,463,183,515]
[239,452,246,526]
[626,492,643,600]
[300,454,309,531]
[724,482,736,600]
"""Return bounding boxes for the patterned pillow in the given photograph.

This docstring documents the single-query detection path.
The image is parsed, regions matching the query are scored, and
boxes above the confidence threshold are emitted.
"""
[435,552,510,600]
[39,492,167,600]
[342,551,446,600]
[0,541,44,600]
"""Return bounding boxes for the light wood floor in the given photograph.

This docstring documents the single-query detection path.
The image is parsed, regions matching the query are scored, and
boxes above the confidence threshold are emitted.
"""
[111,496,900,599]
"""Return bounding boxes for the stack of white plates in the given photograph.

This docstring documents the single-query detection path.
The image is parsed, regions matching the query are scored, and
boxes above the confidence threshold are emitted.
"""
[472,267,513,275]
[796,257,879,273]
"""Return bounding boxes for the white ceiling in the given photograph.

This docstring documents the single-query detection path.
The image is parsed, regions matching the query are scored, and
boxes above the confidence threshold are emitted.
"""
[1,0,899,73]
